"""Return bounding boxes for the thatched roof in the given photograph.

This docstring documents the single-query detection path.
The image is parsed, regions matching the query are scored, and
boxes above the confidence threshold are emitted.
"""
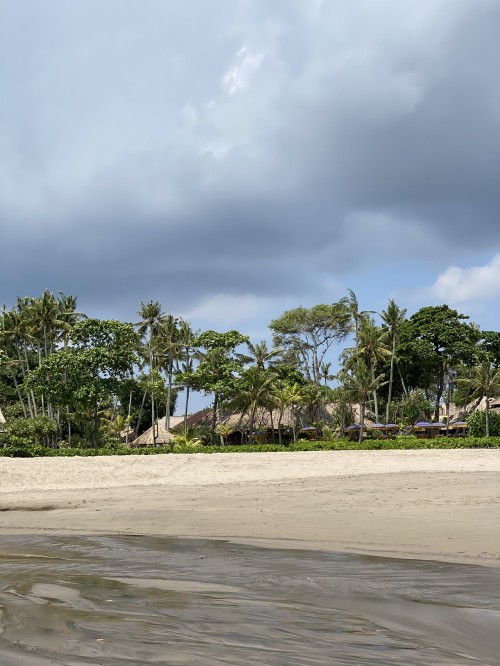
[132,421,176,447]
[173,406,319,432]
[157,415,186,430]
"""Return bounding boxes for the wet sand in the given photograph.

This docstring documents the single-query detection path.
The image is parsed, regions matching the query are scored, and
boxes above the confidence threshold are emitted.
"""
[1,450,499,565]
[1,535,499,665]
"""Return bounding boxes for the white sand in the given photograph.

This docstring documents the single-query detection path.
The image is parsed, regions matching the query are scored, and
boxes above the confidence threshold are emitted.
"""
[1,450,499,565]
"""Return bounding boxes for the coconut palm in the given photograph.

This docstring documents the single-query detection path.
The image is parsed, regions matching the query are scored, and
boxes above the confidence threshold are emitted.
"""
[340,289,374,352]
[357,317,391,422]
[337,360,387,442]
[215,422,234,446]
[173,429,203,449]
[381,299,407,423]
[136,301,166,445]
[232,366,275,444]
[242,340,283,370]
[155,314,182,431]
[271,382,303,444]
[456,359,500,437]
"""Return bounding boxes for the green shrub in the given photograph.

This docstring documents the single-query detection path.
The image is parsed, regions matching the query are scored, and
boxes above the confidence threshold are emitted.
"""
[466,410,500,437]
[0,416,59,455]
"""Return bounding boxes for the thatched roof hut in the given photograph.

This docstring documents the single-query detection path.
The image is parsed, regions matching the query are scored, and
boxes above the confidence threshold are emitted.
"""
[132,421,176,447]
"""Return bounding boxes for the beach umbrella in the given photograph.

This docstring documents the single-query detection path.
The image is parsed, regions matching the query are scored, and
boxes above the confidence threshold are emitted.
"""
[345,424,362,431]
[370,422,386,429]
[449,421,468,430]
[384,423,400,430]
[431,422,447,428]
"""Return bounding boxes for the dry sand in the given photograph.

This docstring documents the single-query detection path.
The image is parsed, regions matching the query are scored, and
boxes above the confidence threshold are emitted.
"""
[1,449,499,565]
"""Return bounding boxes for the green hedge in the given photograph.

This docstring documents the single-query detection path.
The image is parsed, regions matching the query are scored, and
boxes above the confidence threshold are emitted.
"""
[1,436,499,457]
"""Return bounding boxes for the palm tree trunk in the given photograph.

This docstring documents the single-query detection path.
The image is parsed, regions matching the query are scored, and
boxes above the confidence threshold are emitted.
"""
[126,389,133,445]
[184,385,190,433]
[358,401,365,443]
[269,408,275,442]
[386,336,396,423]
[135,389,148,440]
[371,367,379,422]
[93,399,99,449]
[485,396,490,437]
[211,394,218,445]
[396,362,409,399]
[166,359,172,431]
[277,411,283,446]
[11,373,28,418]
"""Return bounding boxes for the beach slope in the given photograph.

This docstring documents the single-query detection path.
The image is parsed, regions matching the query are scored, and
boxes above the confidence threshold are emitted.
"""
[1,449,499,565]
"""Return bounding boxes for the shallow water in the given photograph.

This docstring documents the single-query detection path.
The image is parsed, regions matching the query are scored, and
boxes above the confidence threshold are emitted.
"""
[0,535,499,665]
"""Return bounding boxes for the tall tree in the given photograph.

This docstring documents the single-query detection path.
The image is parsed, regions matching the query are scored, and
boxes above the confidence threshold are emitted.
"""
[355,316,390,422]
[232,366,275,444]
[337,360,386,442]
[381,299,407,423]
[456,359,500,437]
[136,301,165,445]
[183,330,249,444]
[27,319,139,447]
[339,289,374,352]
[397,305,480,421]
[270,302,351,384]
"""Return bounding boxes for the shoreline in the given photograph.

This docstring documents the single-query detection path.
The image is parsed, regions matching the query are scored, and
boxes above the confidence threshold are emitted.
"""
[1,450,499,566]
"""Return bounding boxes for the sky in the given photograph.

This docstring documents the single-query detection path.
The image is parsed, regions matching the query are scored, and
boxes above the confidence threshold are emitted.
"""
[1,0,500,360]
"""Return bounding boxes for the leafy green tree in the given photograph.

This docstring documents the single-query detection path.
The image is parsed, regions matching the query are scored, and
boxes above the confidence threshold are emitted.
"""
[27,319,139,447]
[181,330,249,444]
[397,305,480,421]
[270,302,351,384]
[479,332,500,367]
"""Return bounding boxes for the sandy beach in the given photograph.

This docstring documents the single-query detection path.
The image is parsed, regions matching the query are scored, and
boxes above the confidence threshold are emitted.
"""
[1,449,499,565]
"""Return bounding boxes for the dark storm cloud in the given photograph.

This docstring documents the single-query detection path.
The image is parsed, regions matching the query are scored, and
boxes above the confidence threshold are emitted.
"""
[1,0,499,323]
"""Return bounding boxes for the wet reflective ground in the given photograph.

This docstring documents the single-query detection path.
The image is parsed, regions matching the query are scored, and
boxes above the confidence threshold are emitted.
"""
[0,535,499,665]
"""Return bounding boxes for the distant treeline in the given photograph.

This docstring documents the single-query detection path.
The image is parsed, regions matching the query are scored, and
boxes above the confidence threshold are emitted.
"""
[1,289,499,451]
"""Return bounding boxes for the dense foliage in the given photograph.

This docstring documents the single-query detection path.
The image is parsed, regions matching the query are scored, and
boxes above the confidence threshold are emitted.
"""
[1,289,499,452]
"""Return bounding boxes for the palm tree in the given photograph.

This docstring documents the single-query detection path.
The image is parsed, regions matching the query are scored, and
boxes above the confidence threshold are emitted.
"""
[340,289,374,352]
[232,367,274,444]
[381,299,407,423]
[156,314,181,431]
[242,340,283,370]
[456,359,500,437]
[337,360,387,442]
[176,320,199,432]
[271,382,303,444]
[320,361,333,387]
[357,317,391,422]
[136,301,166,445]
[215,422,234,446]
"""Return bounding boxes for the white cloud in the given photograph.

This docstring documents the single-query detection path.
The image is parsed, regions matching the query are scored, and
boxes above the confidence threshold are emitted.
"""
[428,254,500,303]
[222,45,265,96]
